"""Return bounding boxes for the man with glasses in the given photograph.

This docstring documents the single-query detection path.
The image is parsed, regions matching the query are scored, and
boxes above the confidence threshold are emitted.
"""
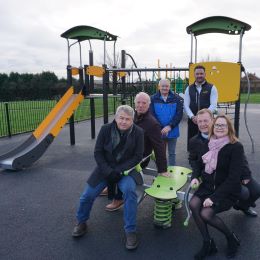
[150,79,183,167]
[184,65,218,149]
[189,109,260,217]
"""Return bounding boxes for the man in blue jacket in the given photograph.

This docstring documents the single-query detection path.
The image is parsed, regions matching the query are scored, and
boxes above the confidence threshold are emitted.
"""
[150,79,183,166]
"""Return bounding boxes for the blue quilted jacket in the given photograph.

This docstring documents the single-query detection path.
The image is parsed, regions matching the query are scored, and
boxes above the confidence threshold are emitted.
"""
[150,90,183,138]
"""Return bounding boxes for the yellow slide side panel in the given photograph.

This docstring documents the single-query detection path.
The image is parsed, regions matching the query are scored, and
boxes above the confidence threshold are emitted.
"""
[86,66,105,77]
[33,87,74,139]
[189,62,241,103]
[50,93,84,137]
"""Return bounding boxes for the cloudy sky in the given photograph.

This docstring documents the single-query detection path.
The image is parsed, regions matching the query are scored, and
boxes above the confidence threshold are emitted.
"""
[1,0,259,79]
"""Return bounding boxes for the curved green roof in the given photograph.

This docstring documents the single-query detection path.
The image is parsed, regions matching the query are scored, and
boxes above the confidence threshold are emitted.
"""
[186,16,251,36]
[61,25,118,41]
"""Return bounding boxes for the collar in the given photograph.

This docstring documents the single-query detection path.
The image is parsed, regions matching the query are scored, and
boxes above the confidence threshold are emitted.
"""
[195,81,206,87]
[201,132,209,140]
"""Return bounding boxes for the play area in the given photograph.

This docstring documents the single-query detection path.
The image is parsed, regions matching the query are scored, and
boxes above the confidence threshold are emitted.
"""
[0,16,260,259]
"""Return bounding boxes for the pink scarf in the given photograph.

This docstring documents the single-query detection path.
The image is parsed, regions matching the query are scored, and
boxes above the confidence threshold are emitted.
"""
[202,135,230,174]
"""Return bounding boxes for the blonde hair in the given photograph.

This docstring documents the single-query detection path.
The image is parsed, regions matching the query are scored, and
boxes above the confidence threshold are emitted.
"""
[196,108,213,119]
[209,114,238,144]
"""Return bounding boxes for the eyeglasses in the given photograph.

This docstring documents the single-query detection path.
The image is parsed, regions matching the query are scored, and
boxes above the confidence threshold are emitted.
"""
[214,124,227,129]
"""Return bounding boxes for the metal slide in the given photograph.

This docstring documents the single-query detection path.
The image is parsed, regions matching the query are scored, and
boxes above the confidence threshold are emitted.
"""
[0,87,84,170]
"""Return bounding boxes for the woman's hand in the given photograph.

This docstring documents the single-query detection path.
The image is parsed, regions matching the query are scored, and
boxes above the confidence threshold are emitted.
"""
[203,198,214,207]
[191,178,200,189]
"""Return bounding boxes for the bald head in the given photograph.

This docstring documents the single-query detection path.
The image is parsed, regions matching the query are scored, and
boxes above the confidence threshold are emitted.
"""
[134,92,151,115]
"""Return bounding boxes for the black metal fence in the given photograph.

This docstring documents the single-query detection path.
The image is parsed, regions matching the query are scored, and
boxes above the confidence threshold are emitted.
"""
[0,96,124,138]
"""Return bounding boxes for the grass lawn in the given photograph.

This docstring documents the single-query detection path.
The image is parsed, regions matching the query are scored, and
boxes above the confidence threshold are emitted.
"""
[240,93,260,103]
[0,93,259,138]
[0,97,124,137]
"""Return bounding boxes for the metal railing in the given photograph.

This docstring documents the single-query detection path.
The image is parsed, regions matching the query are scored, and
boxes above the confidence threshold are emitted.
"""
[0,96,123,138]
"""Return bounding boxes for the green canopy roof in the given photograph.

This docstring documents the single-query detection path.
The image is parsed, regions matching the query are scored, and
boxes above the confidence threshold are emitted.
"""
[186,16,251,36]
[61,25,118,41]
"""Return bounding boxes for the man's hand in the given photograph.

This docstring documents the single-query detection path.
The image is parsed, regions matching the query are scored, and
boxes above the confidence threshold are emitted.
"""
[242,179,250,185]
[191,116,197,124]
[161,125,171,136]
[203,198,213,207]
[190,178,200,189]
[160,172,171,178]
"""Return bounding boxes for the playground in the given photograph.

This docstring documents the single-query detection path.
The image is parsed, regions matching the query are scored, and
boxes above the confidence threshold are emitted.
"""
[0,16,260,259]
[0,106,260,259]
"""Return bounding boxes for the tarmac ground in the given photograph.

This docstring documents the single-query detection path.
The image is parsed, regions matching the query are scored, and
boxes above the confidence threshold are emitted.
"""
[0,104,260,260]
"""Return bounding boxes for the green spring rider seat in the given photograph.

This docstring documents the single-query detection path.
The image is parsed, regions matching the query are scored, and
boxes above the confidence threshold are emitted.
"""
[145,166,192,228]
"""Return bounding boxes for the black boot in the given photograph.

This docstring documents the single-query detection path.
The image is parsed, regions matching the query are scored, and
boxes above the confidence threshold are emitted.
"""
[226,232,240,258]
[194,239,218,260]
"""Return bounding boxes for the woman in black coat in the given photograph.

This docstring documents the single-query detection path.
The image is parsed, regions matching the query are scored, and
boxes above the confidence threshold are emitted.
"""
[189,115,244,259]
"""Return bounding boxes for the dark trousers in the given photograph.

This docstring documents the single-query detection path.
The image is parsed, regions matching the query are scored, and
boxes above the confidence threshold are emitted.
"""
[187,119,199,151]
[237,178,260,209]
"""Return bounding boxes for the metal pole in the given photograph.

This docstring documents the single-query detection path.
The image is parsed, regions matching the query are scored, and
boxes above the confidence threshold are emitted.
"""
[67,39,70,66]
[89,49,96,138]
[102,65,109,124]
[121,50,126,104]
[195,36,197,63]
[67,59,75,145]
[190,33,193,63]
[112,66,117,95]
[104,37,106,65]
[90,97,95,139]
[4,102,11,137]
[234,99,240,137]
[89,50,94,93]
[83,65,88,96]
[238,29,244,62]
[113,41,116,66]
[79,42,82,67]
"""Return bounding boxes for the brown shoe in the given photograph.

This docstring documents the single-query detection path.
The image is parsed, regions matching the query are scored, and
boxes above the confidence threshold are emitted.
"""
[105,199,124,211]
[100,187,108,196]
[125,232,138,250]
[72,223,87,237]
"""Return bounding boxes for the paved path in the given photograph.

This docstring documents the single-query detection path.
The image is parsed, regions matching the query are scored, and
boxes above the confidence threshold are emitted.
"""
[0,104,259,260]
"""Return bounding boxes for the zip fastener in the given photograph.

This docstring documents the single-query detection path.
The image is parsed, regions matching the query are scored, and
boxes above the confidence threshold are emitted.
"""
[213,170,216,190]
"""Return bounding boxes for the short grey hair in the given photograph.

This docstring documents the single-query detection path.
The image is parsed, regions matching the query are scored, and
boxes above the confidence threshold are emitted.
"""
[115,105,134,118]
[159,79,170,87]
[134,92,151,105]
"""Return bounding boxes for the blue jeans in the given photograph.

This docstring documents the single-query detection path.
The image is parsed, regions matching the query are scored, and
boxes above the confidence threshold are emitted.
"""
[164,137,177,166]
[76,175,137,233]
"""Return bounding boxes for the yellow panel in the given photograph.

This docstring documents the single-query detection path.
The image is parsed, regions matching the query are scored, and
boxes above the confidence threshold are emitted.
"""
[189,62,241,102]
[33,87,74,139]
[50,93,84,137]
[71,67,79,76]
[117,71,127,78]
[86,66,105,77]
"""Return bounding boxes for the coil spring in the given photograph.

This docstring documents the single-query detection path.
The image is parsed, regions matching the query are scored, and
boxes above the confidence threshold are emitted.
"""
[153,199,173,228]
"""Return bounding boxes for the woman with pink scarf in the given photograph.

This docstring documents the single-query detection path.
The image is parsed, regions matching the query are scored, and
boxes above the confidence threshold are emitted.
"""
[189,115,244,259]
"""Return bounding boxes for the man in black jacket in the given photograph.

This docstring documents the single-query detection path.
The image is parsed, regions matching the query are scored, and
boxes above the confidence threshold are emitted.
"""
[105,92,170,211]
[189,108,260,217]
[72,105,144,250]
